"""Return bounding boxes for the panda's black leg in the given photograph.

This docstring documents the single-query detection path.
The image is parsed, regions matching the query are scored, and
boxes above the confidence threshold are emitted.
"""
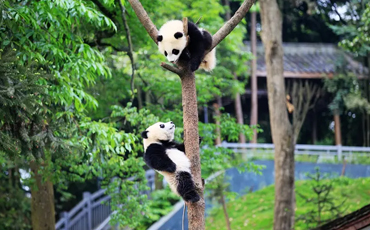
[176,171,200,203]
[190,55,203,72]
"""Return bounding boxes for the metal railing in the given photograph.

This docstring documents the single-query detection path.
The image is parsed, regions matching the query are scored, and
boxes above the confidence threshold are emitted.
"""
[56,143,370,230]
[220,142,370,161]
[55,170,155,230]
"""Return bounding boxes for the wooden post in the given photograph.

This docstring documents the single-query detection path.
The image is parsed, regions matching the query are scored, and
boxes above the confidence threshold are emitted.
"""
[334,114,342,145]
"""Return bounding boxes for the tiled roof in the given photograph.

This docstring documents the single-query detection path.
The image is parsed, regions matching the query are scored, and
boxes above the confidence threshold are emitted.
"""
[314,204,370,230]
[244,42,369,78]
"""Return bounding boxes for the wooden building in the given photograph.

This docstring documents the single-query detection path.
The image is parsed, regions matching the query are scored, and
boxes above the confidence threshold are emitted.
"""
[240,42,369,145]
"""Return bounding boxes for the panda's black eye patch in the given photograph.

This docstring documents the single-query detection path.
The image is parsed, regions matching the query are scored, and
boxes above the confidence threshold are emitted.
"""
[172,49,179,55]
[157,35,163,42]
[160,124,165,128]
[174,32,183,39]
[164,51,168,56]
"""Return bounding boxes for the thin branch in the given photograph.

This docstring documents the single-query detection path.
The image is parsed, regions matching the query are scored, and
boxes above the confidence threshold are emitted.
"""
[127,0,158,44]
[195,16,202,25]
[183,17,188,36]
[160,62,182,75]
[118,0,135,100]
[183,17,190,53]
[85,40,129,52]
[211,0,255,50]
[91,0,116,22]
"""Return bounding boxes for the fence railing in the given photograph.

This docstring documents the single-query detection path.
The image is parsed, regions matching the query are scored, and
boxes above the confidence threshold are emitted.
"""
[220,142,370,161]
[56,143,370,230]
[55,170,155,230]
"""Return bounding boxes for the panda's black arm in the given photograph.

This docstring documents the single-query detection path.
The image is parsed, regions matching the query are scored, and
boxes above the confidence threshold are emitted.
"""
[144,144,176,173]
[187,22,206,72]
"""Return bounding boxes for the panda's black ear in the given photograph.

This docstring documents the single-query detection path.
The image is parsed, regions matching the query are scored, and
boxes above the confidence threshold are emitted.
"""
[157,35,163,42]
[141,130,149,139]
[174,32,183,39]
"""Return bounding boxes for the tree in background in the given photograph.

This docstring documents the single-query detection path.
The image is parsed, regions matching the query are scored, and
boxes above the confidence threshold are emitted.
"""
[329,2,370,146]
[201,114,263,230]
[296,168,348,229]
[259,0,295,229]
[287,80,322,144]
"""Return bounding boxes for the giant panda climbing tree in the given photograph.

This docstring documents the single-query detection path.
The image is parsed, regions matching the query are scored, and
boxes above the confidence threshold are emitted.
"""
[127,0,255,229]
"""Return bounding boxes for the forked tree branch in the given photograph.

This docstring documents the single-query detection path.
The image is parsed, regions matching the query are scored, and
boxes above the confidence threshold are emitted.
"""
[160,62,182,75]
[118,0,136,100]
[127,0,256,68]
[126,1,255,229]
[128,0,158,44]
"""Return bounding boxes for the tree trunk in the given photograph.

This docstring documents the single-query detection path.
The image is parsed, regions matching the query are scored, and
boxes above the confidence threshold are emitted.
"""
[312,110,317,144]
[220,193,232,230]
[181,72,205,230]
[250,11,258,144]
[334,113,342,145]
[214,97,222,146]
[234,91,246,143]
[223,0,245,144]
[137,87,143,109]
[259,1,295,229]
[126,2,256,229]
[30,161,56,230]
[366,54,370,146]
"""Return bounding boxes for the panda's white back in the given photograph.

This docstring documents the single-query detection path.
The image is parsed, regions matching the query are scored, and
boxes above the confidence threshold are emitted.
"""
[166,148,191,173]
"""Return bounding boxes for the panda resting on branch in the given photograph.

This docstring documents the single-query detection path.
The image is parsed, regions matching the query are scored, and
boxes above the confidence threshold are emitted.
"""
[157,20,216,72]
[141,121,201,203]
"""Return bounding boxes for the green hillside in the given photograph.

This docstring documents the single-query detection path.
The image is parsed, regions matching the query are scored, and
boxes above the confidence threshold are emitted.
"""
[206,177,370,230]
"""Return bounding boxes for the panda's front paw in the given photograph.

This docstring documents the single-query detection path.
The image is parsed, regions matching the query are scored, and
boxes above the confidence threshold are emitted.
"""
[167,164,176,173]
[199,136,203,144]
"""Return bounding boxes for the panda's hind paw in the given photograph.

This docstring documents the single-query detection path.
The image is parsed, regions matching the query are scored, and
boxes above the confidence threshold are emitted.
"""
[190,63,200,72]
[183,190,200,203]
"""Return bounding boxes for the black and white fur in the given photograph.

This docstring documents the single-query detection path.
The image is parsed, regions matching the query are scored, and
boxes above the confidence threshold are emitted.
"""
[157,20,216,72]
[141,121,200,203]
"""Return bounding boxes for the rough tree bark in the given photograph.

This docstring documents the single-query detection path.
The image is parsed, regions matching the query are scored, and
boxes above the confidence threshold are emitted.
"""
[127,0,255,229]
[250,10,258,144]
[213,98,223,146]
[259,0,295,229]
[30,161,56,230]
[234,87,246,143]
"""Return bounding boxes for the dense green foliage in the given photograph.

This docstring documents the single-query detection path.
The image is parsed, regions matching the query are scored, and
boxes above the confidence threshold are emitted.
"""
[1,0,369,229]
[0,0,254,228]
[206,177,370,230]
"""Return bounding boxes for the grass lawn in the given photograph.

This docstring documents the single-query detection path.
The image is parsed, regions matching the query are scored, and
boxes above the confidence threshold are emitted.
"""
[206,177,370,230]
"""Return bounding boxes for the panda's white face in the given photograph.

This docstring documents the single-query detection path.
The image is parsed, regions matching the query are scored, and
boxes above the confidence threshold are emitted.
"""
[157,20,187,62]
[142,121,175,150]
